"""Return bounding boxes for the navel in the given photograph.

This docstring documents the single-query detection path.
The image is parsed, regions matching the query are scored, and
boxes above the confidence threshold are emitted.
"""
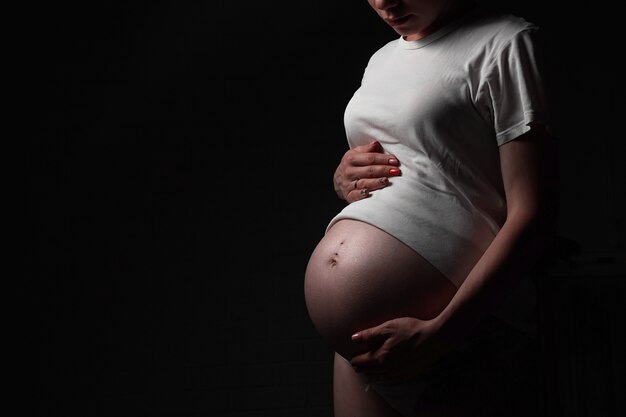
[329,240,345,268]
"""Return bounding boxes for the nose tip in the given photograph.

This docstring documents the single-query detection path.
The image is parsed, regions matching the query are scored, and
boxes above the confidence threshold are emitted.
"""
[373,0,399,11]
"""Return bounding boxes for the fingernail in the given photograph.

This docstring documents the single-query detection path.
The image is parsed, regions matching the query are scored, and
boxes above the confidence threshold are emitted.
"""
[380,177,389,184]
[389,168,400,176]
[388,158,399,166]
[351,332,360,340]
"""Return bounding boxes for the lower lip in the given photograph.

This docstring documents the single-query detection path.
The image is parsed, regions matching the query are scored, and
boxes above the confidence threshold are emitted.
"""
[388,15,411,27]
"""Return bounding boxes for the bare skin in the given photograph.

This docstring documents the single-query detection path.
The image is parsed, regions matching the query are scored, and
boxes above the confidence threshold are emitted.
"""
[333,353,405,417]
[304,219,457,362]
[333,140,401,202]
[334,341,540,417]
[330,124,557,416]
[366,0,478,42]
[320,1,558,415]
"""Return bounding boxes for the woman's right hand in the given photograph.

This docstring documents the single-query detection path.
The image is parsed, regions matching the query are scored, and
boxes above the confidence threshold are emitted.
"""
[333,140,401,203]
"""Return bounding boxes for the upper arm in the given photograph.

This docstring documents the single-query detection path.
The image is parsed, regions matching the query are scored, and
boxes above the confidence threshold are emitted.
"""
[480,27,548,147]
[498,123,559,230]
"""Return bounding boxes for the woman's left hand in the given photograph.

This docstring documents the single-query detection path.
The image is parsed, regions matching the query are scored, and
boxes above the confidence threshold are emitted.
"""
[349,317,456,384]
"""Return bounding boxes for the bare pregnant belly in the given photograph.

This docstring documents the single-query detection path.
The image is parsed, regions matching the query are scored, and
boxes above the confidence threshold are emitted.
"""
[304,219,458,361]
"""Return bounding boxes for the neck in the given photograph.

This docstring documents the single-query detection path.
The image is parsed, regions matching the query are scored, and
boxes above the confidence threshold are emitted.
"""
[405,0,477,41]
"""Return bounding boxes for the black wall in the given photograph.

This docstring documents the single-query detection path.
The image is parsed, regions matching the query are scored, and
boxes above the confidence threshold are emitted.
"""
[26,2,625,416]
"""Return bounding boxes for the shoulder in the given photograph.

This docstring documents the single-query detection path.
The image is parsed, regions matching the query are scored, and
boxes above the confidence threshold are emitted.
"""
[475,10,538,35]
[459,7,541,54]
[443,6,544,76]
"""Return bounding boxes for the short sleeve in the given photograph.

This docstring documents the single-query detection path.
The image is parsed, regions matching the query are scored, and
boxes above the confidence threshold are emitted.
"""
[482,27,548,146]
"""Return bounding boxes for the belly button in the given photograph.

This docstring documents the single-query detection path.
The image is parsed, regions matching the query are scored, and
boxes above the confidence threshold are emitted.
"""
[329,253,339,267]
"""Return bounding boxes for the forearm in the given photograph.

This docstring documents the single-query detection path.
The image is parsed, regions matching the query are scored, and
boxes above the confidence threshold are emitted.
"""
[435,212,553,342]
[434,125,559,341]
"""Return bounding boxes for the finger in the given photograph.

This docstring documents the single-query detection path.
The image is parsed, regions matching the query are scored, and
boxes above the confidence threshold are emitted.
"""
[353,347,413,377]
[345,188,370,203]
[351,324,389,344]
[350,348,389,370]
[348,166,402,184]
[359,177,390,193]
[345,152,401,169]
[352,140,383,153]
[344,172,399,202]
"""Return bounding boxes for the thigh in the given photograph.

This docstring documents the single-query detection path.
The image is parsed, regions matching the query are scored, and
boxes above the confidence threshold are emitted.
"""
[333,352,404,417]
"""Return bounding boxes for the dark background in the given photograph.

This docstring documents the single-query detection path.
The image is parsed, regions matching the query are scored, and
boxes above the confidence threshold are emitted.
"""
[26,1,625,416]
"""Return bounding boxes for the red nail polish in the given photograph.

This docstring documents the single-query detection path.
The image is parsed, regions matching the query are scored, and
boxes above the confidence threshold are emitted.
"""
[388,158,399,166]
[389,168,400,176]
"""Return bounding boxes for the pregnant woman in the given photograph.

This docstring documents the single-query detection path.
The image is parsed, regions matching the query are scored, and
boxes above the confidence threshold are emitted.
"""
[304,0,558,416]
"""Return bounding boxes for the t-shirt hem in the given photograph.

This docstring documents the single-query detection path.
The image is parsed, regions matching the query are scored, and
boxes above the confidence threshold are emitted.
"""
[496,111,546,146]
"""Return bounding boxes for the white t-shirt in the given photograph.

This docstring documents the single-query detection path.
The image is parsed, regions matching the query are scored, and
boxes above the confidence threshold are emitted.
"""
[327,6,548,336]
